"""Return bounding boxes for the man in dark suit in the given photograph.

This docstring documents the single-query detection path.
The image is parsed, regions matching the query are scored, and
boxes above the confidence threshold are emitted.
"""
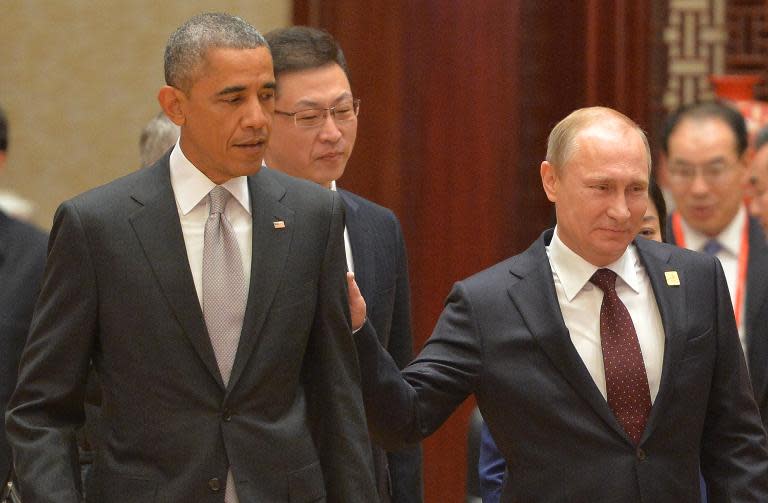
[0,105,47,484]
[661,102,768,426]
[349,106,768,502]
[6,13,376,503]
[263,26,422,503]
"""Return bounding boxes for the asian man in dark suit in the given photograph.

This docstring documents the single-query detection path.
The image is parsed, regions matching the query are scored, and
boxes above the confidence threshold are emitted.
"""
[349,106,768,502]
[0,104,47,485]
[661,102,768,427]
[263,26,422,503]
[6,13,376,503]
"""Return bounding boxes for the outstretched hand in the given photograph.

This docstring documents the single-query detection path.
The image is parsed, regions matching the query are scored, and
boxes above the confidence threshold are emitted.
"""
[346,272,367,331]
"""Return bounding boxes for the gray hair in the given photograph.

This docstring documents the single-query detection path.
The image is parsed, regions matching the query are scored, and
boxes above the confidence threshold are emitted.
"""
[164,12,268,92]
[139,112,180,167]
[546,106,652,173]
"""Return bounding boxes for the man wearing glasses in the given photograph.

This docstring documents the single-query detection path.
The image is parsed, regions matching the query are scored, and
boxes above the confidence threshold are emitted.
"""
[263,26,422,503]
[661,101,768,427]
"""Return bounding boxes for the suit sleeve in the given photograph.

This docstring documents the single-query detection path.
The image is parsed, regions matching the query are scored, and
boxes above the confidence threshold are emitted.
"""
[700,258,768,502]
[5,201,96,503]
[384,218,424,503]
[356,280,482,450]
[303,192,377,502]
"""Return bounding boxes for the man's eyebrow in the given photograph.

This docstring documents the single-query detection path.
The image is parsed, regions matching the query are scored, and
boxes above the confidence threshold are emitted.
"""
[294,91,353,109]
[216,85,246,96]
[216,81,276,96]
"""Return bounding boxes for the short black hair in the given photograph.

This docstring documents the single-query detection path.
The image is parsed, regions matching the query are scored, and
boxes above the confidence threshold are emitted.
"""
[0,105,7,152]
[755,124,768,152]
[648,176,667,242]
[265,26,348,78]
[164,12,267,92]
[661,101,748,157]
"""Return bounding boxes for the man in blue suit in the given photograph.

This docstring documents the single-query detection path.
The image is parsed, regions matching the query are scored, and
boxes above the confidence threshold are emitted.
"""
[263,26,422,503]
[349,106,768,502]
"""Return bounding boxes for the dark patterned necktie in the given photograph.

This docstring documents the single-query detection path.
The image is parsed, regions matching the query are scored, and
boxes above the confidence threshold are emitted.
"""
[590,268,652,445]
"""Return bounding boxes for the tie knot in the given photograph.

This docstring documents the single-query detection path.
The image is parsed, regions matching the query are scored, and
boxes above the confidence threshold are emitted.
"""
[208,186,231,216]
[590,268,617,293]
[702,239,722,256]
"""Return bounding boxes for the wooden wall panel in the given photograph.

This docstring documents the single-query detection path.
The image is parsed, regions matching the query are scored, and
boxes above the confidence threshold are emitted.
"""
[295,1,657,500]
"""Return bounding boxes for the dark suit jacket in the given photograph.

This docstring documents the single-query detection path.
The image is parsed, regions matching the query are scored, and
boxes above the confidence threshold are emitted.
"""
[339,189,422,503]
[667,214,768,427]
[0,211,46,481]
[356,229,768,502]
[5,158,377,503]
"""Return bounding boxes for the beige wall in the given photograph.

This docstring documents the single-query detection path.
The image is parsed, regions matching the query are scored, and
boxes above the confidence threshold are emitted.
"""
[0,0,291,229]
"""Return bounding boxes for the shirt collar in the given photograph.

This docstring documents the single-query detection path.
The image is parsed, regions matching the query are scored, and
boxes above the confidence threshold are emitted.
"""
[169,141,251,216]
[679,205,745,256]
[547,226,641,302]
[330,180,338,191]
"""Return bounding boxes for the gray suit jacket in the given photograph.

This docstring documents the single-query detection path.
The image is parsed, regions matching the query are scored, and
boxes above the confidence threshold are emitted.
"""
[339,189,423,503]
[6,158,377,503]
[356,229,768,502]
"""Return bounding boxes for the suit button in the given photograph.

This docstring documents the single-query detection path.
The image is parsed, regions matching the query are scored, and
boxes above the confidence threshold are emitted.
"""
[223,409,232,422]
[636,448,647,461]
[208,477,221,492]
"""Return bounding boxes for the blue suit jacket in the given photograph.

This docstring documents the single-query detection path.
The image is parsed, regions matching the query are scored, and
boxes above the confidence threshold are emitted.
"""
[356,229,768,502]
[339,189,423,503]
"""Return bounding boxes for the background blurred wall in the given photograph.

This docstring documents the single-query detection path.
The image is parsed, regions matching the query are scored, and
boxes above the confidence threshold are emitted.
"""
[0,0,291,229]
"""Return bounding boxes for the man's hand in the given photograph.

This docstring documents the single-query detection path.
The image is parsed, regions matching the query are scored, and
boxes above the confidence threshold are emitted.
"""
[346,272,367,331]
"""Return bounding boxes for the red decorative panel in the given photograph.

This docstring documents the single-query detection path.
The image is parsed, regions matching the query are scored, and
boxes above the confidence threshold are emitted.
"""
[726,0,768,100]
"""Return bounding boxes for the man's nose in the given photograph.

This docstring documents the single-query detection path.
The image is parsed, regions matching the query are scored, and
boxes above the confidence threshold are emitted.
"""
[243,99,270,129]
[689,170,711,195]
[318,111,343,142]
[607,193,631,221]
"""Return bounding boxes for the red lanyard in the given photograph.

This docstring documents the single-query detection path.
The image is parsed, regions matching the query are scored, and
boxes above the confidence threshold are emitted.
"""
[671,211,750,327]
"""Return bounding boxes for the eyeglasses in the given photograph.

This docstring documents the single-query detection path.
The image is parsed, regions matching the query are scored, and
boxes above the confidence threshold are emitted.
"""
[667,162,735,185]
[275,99,361,128]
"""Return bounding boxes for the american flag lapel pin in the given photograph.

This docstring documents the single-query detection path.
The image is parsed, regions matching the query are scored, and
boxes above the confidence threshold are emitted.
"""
[664,271,680,286]
[273,220,286,229]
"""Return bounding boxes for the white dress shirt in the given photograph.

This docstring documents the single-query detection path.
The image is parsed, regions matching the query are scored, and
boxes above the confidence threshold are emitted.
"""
[546,228,666,403]
[676,206,746,352]
[330,180,354,273]
[169,142,253,307]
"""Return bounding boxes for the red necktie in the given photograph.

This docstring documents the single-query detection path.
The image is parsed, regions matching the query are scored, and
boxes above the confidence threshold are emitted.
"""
[590,268,652,445]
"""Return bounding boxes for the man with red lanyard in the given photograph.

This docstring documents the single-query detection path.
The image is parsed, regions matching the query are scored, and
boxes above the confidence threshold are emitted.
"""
[662,101,768,424]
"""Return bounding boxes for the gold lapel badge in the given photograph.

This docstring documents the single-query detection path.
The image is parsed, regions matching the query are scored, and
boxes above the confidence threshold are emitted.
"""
[665,271,680,286]
[273,220,286,229]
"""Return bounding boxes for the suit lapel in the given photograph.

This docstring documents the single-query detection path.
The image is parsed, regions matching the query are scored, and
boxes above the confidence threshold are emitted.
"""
[226,168,294,391]
[633,238,688,442]
[127,162,224,387]
[508,231,629,440]
[340,191,375,299]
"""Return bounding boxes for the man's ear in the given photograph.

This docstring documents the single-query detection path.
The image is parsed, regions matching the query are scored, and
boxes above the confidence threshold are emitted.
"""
[0,151,6,173]
[540,161,558,203]
[158,86,186,126]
